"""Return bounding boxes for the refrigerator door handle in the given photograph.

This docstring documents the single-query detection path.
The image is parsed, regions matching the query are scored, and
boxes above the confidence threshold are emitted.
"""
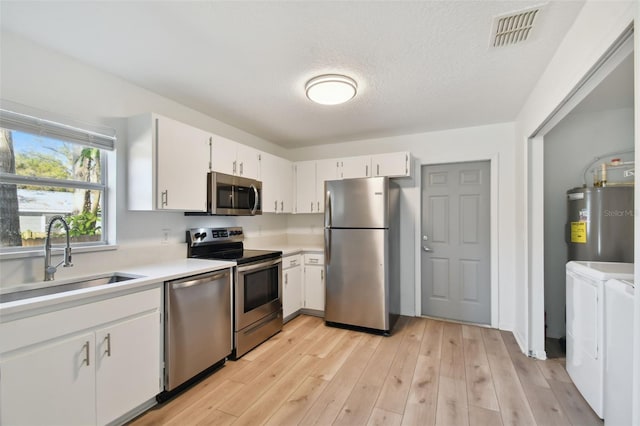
[325,229,331,265]
[325,190,332,228]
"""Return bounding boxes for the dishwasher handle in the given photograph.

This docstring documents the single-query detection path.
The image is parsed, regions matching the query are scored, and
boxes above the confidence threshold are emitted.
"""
[169,270,230,290]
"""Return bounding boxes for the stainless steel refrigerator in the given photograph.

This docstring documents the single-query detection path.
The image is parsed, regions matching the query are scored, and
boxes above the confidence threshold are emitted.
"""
[324,177,400,334]
[566,186,634,262]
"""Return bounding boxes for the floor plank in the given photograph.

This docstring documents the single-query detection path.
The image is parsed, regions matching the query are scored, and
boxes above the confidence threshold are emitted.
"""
[482,328,537,426]
[264,376,329,426]
[367,407,403,426]
[299,332,382,425]
[435,376,469,426]
[461,325,500,411]
[440,322,465,380]
[548,379,603,426]
[129,315,602,426]
[375,317,425,414]
[469,404,504,426]
[401,354,439,426]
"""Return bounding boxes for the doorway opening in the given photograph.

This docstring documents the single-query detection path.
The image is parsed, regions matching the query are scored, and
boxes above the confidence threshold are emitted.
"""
[526,27,634,359]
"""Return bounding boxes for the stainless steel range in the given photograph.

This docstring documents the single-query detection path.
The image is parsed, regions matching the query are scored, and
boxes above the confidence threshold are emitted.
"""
[187,227,283,359]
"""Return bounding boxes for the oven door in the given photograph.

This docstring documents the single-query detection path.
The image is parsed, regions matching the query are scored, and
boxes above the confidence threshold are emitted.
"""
[235,257,282,330]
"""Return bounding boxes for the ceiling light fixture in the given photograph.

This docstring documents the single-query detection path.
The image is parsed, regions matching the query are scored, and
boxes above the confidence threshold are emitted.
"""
[305,74,357,105]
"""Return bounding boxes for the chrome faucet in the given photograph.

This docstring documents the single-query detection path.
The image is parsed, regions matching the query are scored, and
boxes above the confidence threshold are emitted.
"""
[44,215,73,281]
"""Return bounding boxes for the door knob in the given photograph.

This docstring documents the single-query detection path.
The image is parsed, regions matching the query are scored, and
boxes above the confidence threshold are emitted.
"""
[423,246,432,252]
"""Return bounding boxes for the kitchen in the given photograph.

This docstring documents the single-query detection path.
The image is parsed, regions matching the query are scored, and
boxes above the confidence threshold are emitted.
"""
[0,1,638,425]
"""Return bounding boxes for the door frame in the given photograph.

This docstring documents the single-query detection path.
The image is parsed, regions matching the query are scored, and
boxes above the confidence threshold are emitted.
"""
[415,155,499,328]
[525,28,634,359]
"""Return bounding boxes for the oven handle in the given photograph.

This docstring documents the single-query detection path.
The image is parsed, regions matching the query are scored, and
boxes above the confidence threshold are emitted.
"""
[170,271,230,289]
[237,257,282,273]
[250,184,259,215]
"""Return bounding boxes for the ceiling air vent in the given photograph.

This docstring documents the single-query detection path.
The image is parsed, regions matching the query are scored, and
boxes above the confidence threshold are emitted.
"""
[491,6,541,47]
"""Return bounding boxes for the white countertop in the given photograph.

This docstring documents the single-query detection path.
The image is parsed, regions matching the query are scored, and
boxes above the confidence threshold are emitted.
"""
[246,243,323,256]
[0,258,235,319]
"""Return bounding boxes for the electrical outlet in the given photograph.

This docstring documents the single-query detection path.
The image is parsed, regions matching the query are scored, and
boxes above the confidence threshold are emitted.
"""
[161,229,170,244]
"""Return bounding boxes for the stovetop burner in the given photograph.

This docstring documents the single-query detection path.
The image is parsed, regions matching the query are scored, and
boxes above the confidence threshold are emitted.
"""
[186,227,281,265]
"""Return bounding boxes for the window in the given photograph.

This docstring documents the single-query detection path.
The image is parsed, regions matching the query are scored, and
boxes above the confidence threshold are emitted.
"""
[0,102,116,251]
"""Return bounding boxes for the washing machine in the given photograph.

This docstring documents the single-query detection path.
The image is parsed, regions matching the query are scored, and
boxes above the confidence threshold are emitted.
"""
[565,261,634,418]
[604,278,635,426]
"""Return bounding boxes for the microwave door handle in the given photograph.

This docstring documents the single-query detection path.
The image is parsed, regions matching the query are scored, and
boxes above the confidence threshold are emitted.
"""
[250,184,259,214]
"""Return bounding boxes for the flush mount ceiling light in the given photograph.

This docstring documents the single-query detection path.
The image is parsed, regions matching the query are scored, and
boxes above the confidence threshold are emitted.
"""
[305,74,358,105]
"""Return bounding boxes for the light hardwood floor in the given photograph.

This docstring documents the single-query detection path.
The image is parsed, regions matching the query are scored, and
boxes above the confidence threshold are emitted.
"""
[130,315,602,426]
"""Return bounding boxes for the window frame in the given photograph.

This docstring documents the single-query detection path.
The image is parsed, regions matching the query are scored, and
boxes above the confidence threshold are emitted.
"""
[0,101,116,255]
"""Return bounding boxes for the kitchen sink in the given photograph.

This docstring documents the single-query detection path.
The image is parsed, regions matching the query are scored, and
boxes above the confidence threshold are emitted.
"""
[0,273,140,303]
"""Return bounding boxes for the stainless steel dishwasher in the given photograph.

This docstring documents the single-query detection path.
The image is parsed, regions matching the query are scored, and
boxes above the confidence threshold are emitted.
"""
[163,268,232,395]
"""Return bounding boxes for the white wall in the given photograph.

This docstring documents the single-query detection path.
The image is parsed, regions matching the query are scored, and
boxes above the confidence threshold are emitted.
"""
[544,107,634,339]
[289,122,517,327]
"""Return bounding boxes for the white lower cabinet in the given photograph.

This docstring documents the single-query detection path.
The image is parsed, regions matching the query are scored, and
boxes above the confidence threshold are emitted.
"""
[303,253,325,313]
[282,254,302,321]
[0,332,96,425]
[95,312,161,425]
[0,287,162,426]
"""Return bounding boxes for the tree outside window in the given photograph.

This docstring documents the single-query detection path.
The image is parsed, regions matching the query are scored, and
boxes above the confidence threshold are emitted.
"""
[0,128,106,249]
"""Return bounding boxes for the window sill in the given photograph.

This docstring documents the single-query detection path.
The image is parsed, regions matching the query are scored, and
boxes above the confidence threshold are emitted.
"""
[1,244,119,260]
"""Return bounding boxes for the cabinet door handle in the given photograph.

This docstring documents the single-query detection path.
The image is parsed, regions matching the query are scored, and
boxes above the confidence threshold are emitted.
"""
[377,164,380,176]
[240,162,244,175]
[309,258,319,264]
[233,160,237,174]
[104,333,111,357]
[285,272,288,285]
[274,200,278,211]
[82,341,90,366]
[310,202,313,212]
[321,270,324,280]
[161,190,168,207]
[280,201,284,211]
[366,165,369,176]
[317,201,320,211]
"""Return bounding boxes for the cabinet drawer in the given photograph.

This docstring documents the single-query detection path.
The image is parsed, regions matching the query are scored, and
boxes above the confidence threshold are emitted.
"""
[304,253,324,265]
[283,254,302,270]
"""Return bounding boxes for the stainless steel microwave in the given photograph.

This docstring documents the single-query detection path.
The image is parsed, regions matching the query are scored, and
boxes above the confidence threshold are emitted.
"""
[207,172,262,216]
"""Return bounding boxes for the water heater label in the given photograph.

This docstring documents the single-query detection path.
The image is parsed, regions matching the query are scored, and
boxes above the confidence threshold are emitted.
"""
[570,222,587,243]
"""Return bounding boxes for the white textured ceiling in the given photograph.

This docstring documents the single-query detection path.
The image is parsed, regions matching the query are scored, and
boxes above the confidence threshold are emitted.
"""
[1,1,588,148]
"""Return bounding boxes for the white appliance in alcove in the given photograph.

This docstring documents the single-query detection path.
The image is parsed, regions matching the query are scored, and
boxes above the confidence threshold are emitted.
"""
[565,261,634,419]
[604,278,635,425]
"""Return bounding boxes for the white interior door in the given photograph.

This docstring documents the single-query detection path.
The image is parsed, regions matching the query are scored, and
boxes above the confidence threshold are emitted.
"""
[421,161,491,324]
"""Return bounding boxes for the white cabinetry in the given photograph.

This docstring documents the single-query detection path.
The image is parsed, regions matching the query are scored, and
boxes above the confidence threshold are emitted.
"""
[338,156,372,179]
[0,287,162,426]
[128,113,212,211]
[303,253,325,314]
[371,151,411,177]
[261,152,293,213]
[95,312,160,425]
[0,332,96,425]
[211,135,260,179]
[294,160,338,214]
[282,254,302,321]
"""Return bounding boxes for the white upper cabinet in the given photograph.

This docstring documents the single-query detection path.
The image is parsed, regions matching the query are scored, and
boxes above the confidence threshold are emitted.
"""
[128,113,211,211]
[315,159,338,213]
[211,135,260,180]
[294,160,316,214]
[261,152,293,213]
[338,156,372,179]
[294,160,338,214]
[371,151,411,177]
